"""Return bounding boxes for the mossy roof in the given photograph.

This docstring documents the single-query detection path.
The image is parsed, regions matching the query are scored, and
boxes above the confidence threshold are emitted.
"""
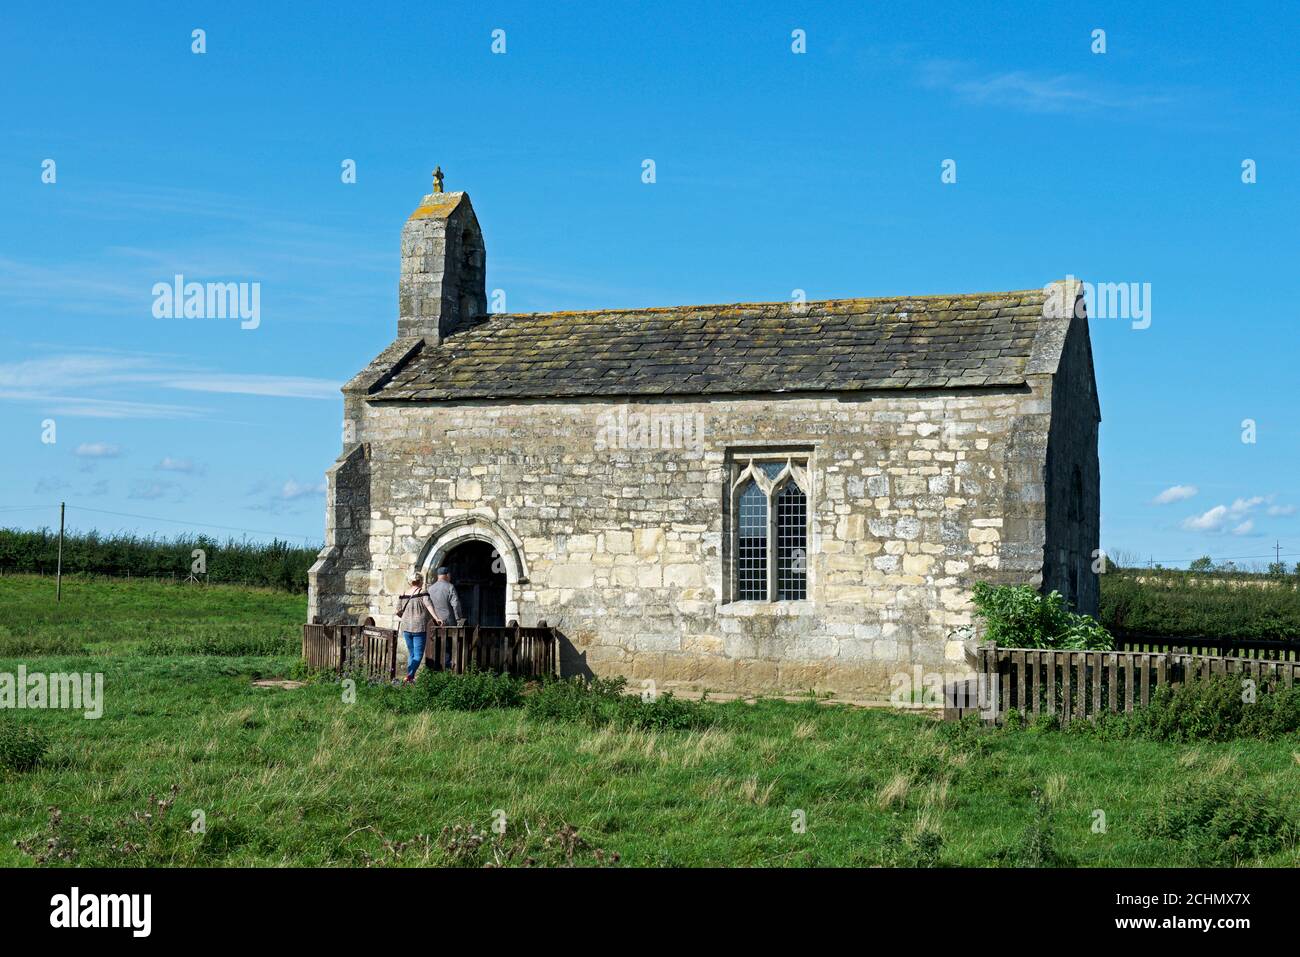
[370,289,1051,402]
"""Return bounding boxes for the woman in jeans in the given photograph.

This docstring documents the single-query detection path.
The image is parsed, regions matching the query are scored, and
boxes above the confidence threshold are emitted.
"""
[396,573,442,683]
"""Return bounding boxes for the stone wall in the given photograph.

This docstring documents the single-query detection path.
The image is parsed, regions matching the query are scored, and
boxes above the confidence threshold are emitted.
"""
[308,443,372,623]
[314,383,1058,698]
[1042,313,1102,614]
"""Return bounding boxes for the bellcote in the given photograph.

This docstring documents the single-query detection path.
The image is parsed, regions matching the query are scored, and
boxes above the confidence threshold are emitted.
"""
[397,181,486,343]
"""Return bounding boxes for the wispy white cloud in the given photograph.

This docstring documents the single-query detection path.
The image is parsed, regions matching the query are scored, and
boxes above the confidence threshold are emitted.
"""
[129,480,183,502]
[161,374,339,400]
[917,59,1176,114]
[34,476,71,494]
[0,184,391,323]
[156,456,201,474]
[75,442,121,458]
[1153,484,1198,505]
[39,395,204,420]
[1183,505,1228,531]
[279,479,326,500]
[1182,496,1280,534]
[240,477,327,516]
[0,352,339,420]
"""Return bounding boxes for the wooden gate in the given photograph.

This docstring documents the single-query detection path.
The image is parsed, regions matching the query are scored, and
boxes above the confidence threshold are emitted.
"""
[424,621,557,679]
[302,620,558,680]
[301,623,398,680]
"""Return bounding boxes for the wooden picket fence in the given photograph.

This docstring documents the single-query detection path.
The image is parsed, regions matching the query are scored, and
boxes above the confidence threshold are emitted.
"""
[302,621,558,681]
[1117,632,1300,662]
[421,622,558,678]
[302,623,399,681]
[950,645,1300,725]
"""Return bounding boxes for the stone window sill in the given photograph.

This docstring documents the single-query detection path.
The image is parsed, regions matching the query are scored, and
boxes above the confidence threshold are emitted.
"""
[720,600,814,618]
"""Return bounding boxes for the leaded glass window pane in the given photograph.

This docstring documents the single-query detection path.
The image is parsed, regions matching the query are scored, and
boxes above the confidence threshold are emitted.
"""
[776,481,807,600]
[737,479,768,600]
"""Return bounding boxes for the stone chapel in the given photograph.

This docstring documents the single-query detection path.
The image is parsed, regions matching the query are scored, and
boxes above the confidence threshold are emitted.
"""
[308,180,1100,697]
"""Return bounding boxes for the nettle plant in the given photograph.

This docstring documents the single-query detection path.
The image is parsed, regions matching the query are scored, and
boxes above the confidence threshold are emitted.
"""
[971,582,1113,651]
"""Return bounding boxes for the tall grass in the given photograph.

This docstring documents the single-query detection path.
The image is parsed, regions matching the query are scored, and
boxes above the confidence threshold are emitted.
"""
[0,573,304,656]
[0,527,319,592]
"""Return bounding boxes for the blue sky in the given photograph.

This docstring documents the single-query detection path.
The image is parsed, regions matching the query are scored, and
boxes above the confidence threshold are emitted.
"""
[1,1,1297,567]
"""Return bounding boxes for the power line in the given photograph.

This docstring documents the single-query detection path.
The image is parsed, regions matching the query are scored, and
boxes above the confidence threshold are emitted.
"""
[68,505,317,543]
[4,503,319,544]
[1122,551,1300,567]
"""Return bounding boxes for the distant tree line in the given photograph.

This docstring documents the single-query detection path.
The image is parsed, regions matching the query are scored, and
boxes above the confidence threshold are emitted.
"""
[0,527,320,592]
[1100,569,1300,640]
[1187,555,1300,578]
[1103,550,1299,579]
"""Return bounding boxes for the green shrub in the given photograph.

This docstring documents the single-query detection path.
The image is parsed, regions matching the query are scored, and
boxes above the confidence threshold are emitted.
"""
[1145,781,1298,865]
[524,675,628,725]
[1129,675,1300,742]
[524,675,711,731]
[1013,675,1300,742]
[1027,712,1059,734]
[1100,570,1300,641]
[878,821,947,867]
[0,528,317,592]
[0,720,50,772]
[383,668,525,713]
[616,691,711,731]
[972,582,1113,650]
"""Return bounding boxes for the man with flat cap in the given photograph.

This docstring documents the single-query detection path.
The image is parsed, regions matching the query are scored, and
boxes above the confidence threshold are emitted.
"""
[428,565,466,667]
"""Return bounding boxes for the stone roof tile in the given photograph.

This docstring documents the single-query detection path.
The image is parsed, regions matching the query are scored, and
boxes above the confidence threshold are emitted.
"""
[369,289,1051,402]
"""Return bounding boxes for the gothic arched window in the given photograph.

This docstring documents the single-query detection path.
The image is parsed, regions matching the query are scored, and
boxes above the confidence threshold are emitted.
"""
[776,480,808,600]
[736,479,768,601]
[730,455,811,602]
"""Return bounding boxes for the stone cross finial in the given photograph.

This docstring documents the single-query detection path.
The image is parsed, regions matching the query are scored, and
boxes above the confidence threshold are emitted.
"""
[432,166,444,193]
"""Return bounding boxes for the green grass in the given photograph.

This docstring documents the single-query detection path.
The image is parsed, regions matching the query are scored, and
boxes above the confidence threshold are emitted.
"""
[0,573,304,656]
[3,573,1300,867]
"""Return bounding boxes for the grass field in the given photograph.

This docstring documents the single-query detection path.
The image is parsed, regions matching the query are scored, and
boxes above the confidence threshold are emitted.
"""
[2,573,1299,867]
[0,573,303,656]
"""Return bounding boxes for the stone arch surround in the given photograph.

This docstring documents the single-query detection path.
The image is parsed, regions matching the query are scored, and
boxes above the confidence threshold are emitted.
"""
[414,516,529,623]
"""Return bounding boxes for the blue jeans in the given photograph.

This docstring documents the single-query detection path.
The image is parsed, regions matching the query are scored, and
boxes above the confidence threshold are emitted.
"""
[403,631,427,679]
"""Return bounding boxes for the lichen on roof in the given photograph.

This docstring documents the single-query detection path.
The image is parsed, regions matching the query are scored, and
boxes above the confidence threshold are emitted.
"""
[369,287,1057,403]
[407,191,465,221]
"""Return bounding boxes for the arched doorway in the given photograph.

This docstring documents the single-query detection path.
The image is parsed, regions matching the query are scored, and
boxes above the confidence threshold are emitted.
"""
[442,539,507,627]
[417,516,528,625]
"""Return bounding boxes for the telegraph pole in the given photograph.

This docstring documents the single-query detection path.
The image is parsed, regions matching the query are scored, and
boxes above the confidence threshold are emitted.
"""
[56,501,65,602]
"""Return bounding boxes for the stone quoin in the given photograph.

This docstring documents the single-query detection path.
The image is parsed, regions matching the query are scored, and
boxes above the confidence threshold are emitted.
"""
[308,178,1100,698]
